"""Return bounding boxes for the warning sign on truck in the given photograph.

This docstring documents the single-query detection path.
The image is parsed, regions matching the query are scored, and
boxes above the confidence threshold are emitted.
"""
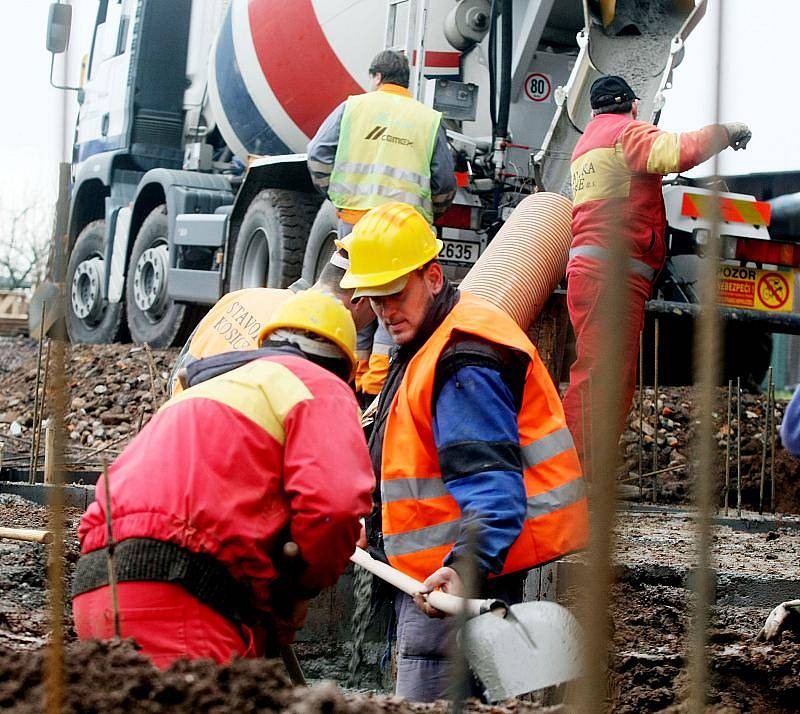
[718,266,794,313]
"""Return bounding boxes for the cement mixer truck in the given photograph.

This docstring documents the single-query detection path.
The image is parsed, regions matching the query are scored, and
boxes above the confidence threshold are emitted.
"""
[44,0,796,383]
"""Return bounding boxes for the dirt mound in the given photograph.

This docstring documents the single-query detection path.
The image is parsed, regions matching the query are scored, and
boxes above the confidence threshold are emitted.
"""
[0,639,540,713]
[608,579,800,713]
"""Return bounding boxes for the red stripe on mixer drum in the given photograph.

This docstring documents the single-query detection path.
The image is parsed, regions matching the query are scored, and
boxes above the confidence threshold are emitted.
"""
[248,0,364,138]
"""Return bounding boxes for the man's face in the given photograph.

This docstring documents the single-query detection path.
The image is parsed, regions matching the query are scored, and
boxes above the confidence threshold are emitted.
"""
[369,263,444,345]
[343,292,375,331]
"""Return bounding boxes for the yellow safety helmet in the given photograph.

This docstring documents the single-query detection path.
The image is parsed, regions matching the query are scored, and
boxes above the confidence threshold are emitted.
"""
[258,291,357,377]
[339,202,443,297]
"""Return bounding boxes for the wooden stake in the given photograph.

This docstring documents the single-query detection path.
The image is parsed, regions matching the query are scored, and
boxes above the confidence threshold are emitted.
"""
[43,422,56,484]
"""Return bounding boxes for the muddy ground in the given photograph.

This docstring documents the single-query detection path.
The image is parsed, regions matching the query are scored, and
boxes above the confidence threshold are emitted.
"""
[1,496,798,711]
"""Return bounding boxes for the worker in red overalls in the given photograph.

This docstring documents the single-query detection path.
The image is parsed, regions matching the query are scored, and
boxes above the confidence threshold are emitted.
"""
[72,291,374,669]
[562,75,751,465]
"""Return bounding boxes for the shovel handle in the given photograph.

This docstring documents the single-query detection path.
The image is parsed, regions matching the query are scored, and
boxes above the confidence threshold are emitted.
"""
[350,547,504,618]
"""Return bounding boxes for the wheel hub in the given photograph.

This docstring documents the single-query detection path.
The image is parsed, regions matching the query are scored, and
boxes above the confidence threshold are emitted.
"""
[132,243,169,316]
[70,257,105,321]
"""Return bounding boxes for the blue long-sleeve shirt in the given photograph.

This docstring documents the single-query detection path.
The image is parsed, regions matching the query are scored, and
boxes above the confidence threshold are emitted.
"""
[780,384,800,456]
[432,365,527,579]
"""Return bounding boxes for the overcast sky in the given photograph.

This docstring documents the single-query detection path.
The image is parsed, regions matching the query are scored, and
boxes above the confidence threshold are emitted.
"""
[0,0,797,209]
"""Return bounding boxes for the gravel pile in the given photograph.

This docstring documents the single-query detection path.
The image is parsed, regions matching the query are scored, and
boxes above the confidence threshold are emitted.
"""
[0,342,179,470]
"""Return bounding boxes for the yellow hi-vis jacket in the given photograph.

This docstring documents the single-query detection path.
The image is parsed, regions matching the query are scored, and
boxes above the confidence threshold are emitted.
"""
[329,85,442,223]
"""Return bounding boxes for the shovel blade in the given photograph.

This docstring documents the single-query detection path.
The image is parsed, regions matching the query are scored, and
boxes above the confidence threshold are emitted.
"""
[462,601,583,703]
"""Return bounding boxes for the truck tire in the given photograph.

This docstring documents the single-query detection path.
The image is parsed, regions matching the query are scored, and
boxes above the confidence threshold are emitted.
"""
[228,189,320,290]
[66,220,126,344]
[125,205,193,347]
[302,200,339,283]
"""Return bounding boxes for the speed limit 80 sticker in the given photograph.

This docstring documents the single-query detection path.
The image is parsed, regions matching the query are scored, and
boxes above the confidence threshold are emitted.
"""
[524,73,552,102]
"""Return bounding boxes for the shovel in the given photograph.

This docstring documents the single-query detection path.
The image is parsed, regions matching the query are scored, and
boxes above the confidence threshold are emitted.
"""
[350,547,583,702]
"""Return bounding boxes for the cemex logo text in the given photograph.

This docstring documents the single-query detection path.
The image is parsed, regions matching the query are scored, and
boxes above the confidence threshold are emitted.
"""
[364,126,414,146]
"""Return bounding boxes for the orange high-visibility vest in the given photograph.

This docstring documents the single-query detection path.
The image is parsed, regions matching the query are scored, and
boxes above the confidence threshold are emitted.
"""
[381,292,588,582]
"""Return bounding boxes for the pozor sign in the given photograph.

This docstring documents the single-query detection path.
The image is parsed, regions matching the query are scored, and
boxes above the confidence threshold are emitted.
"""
[718,266,794,313]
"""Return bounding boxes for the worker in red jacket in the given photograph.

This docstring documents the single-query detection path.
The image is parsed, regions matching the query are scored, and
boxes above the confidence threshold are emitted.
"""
[72,291,374,669]
[562,75,751,465]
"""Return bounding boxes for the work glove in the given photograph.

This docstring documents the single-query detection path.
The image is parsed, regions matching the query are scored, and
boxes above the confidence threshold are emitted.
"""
[756,599,800,642]
[723,122,752,151]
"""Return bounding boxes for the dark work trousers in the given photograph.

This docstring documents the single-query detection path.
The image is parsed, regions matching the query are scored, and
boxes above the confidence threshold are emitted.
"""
[393,572,525,702]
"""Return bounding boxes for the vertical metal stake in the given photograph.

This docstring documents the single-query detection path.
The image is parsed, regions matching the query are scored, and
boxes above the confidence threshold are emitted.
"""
[652,318,660,503]
[759,367,772,514]
[724,380,732,516]
[736,376,742,518]
[28,301,47,483]
[638,332,644,501]
[769,379,776,513]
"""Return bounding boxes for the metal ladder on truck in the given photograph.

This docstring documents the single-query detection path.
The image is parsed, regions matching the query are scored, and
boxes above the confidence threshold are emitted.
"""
[384,0,430,101]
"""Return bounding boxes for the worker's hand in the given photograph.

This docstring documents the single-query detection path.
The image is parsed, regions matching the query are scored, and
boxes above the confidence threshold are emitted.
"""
[412,566,463,619]
[756,599,800,643]
[272,598,311,645]
[723,122,752,151]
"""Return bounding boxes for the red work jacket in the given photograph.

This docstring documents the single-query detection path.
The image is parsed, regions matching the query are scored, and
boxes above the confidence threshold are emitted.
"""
[78,354,374,612]
[569,112,728,282]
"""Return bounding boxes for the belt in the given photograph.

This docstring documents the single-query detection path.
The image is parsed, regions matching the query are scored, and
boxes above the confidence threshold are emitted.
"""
[568,245,657,281]
[72,538,257,626]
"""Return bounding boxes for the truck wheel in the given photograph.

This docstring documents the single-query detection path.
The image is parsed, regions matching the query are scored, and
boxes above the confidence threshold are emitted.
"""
[125,205,191,347]
[66,220,125,344]
[228,189,320,290]
[302,201,339,283]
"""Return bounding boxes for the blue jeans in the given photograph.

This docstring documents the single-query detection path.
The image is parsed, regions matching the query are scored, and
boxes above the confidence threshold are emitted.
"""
[393,573,525,702]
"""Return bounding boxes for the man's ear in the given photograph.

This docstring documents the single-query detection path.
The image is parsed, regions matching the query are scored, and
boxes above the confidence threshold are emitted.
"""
[424,262,444,296]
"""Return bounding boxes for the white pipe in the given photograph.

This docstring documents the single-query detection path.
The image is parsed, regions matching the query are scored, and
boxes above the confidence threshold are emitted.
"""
[350,546,506,618]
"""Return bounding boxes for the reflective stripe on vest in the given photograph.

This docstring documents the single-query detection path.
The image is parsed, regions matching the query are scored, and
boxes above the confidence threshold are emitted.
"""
[329,90,441,223]
[568,245,656,281]
[384,476,586,558]
[380,292,589,581]
[381,426,576,504]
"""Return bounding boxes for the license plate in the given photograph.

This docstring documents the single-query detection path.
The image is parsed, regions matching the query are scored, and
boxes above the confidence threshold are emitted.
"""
[440,238,481,265]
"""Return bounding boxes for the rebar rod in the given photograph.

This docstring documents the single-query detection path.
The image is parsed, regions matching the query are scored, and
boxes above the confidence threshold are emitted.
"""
[769,380,777,513]
[638,332,644,501]
[688,4,725,708]
[724,380,732,516]
[31,341,52,485]
[759,367,772,514]
[143,342,163,406]
[575,175,628,714]
[28,301,47,483]
[652,318,660,503]
[45,335,68,714]
[102,462,121,639]
[736,376,742,518]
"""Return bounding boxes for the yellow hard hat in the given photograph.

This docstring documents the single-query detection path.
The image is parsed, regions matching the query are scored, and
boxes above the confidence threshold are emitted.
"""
[339,202,443,296]
[258,291,357,376]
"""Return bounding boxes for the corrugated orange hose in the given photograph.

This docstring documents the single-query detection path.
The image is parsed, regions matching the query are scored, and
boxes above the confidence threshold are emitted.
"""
[461,192,572,330]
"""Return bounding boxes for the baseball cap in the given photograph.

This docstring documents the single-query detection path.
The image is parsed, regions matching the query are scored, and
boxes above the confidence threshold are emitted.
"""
[590,75,638,109]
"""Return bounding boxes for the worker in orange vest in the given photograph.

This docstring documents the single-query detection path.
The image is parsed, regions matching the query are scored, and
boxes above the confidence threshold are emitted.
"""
[340,202,588,702]
[168,249,373,394]
[562,75,751,465]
